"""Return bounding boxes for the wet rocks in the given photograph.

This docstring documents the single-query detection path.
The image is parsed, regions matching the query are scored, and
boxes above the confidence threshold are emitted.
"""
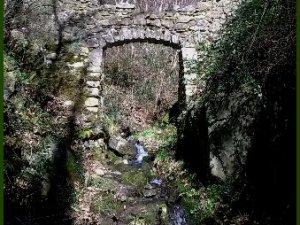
[169,205,188,225]
[143,188,158,198]
[108,136,136,156]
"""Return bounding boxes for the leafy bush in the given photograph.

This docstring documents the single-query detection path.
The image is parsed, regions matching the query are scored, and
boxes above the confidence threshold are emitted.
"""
[155,149,226,224]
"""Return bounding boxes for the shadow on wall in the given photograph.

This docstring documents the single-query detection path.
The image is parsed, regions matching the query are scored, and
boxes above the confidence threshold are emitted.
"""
[4,0,86,223]
[176,105,210,184]
[40,116,83,225]
[4,76,85,224]
[246,68,296,225]
[5,118,84,225]
[176,0,295,223]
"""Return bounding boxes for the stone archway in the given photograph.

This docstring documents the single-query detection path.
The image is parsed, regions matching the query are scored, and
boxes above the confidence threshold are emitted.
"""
[59,0,244,123]
[83,28,198,115]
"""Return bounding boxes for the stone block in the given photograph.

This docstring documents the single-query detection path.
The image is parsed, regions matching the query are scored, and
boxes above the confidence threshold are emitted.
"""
[131,29,139,39]
[163,30,171,42]
[99,19,110,26]
[171,34,179,44]
[102,32,114,43]
[121,27,132,40]
[87,66,101,73]
[148,13,159,20]
[86,81,100,87]
[174,23,189,32]
[80,47,90,55]
[89,48,103,69]
[195,2,211,12]
[85,97,99,107]
[85,87,99,96]
[46,53,57,60]
[181,47,197,60]
[69,61,85,69]
[63,100,75,107]
[185,84,197,96]
[137,28,145,39]
[210,154,226,180]
[133,15,146,25]
[146,19,161,27]
[87,71,101,78]
[161,20,174,28]
[119,18,130,26]
[177,15,193,23]
[86,106,99,112]
[116,3,135,9]
[154,30,162,40]
[86,37,99,48]
[184,73,197,81]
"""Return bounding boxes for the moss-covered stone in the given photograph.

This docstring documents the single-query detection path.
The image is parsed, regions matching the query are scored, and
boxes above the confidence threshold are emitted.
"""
[113,160,132,173]
[91,193,124,216]
[92,147,119,164]
[125,201,167,225]
[121,171,149,191]
[89,176,120,192]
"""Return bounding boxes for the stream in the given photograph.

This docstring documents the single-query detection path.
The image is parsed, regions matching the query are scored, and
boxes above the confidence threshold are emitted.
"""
[85,135,191,225]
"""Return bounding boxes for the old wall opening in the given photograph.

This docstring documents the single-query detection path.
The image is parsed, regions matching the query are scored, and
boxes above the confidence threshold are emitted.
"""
[102,40,184,131]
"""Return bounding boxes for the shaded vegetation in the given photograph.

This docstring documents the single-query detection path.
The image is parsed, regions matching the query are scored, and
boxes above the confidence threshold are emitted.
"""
[4,13,87,223]
[177,0,295,224]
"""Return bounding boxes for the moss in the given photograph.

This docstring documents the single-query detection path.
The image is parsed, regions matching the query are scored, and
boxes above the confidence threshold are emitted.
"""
[92,147,105,161]
[91,193,124,216]
[127,202,168,225]
[129,218,147,225]
[89,176,119,192]
[62,52,83,63]
[66,152,77,180]
[112,161,131,173]
[142,204,161,225]
[4,53,17,71]
[91,148,117,165]
[45,41,58,52]
[105,150,119,164]
[121,171,149,191]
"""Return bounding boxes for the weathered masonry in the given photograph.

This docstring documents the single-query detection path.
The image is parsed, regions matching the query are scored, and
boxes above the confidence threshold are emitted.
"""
[56,0,242,121]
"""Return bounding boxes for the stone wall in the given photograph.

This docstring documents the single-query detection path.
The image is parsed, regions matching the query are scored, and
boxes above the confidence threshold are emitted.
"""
[45,0,242,124]
[12,0,246,180]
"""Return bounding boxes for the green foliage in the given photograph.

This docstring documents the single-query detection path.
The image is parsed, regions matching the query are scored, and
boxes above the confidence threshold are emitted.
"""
[66,151,83,183]
[199,0,293,99]
[4,52,18,69]
[141,127,156,138]
[121,171,149,191]
[89,176,119,192]
[155,146,227,224]
[158,112,169,125]
[103,115,120,135]
[188,1,295,223]
[177,181,224,223]
[32,136,56,169]
[91,193,124,216]
[77,128,93,139]
[133,123,176,144]
[207,184,222,198]
[192,0,295,182]
[155,148,170,161]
